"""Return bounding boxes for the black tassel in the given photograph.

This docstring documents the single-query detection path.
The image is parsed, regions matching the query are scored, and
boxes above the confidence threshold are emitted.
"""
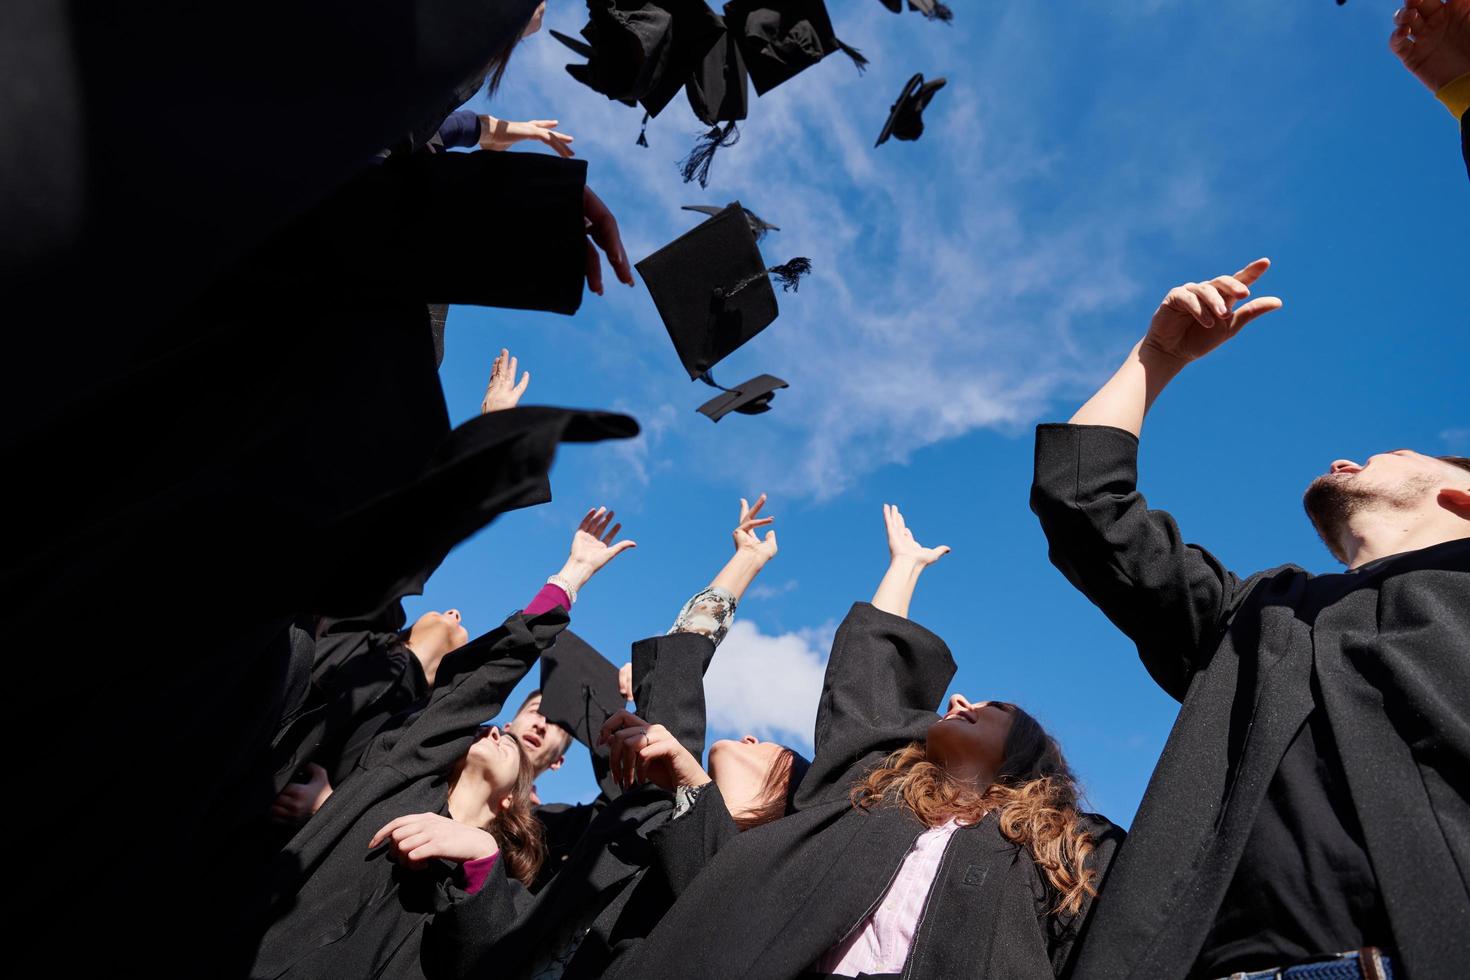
[635,112,650,147]
[678,120,740,188]
[836,39,868,74]
[769,257,812,292]
[696,370,732,391]
[930,2,954,21]
[724,257,813,298]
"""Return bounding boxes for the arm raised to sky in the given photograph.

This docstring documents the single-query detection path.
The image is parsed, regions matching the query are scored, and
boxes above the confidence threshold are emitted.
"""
[1030,263,1274,698]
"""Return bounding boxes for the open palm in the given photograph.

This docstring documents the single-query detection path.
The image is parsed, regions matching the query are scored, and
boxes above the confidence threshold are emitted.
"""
[884,504,949,566]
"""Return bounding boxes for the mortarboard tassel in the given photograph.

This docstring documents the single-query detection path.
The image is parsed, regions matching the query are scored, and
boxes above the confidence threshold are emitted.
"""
[636,112,650,147]
[678,120,741,188]
[928,2,955,21]
[835,39,869,74]
[724,257,813,298]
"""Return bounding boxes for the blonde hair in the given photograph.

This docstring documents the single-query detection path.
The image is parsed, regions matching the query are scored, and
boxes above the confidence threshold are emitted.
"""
[851,709,1097,916]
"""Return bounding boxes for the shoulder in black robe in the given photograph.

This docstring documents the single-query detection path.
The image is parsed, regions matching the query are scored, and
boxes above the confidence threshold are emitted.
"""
[604,603,1124,980]
[1030,423,1470,980]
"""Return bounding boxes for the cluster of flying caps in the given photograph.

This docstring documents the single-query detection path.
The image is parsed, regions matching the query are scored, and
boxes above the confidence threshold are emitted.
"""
[875,72,946,147]
[636,202,808,421]
[874,0,955,21]
[555,1,866,185]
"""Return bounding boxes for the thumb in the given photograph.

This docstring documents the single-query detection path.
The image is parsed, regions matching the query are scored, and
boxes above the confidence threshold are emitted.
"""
[1228,296,1283,331]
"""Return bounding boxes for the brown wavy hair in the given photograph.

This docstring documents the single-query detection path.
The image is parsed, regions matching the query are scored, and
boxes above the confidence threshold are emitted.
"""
[489,734,546,886]
[851,707,1097,915]
[730,747,800,831]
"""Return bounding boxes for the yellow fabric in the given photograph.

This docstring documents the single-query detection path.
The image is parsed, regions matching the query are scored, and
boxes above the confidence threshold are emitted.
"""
[1436,71,1470,119]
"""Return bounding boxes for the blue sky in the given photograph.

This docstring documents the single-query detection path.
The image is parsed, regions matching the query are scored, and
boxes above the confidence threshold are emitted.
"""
[401,1,1468,825]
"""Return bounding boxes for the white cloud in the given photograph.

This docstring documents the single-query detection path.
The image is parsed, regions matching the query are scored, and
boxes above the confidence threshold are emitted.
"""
[703,619,833,750]
[1441,428,1470,451]
[746,578,799,601]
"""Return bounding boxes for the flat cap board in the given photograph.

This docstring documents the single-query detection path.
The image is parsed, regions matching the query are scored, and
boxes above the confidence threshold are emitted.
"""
[697,373,789,420]
[723,0,855,96]
[539,630,624,748]
[636,202,778,379]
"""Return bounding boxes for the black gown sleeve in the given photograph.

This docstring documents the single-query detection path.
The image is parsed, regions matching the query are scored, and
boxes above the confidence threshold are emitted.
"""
[648,783,742,897]
[1029,423,1247,701]
[631,631,718,759]
[794,602,956,809]
[365,606,569,778]
[256,150,590,315]
[1461,108,1468,183]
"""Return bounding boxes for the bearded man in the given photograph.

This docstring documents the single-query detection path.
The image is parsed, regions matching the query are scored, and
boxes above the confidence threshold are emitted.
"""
[1030,258,1469,980]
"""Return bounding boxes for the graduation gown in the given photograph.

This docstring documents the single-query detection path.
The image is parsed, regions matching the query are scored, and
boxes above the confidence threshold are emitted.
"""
[1029,423,1470,980]
[605,603,1124,980]
[269,627,431,794]
[423,630,719,979]
[246,606,569,980]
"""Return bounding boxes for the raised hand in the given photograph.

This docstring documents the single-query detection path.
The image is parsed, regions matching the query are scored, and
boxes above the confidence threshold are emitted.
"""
[368,812,499,870]
[269,763,333,826]
[618,663,634,704]
[478,116,576,158]
[553,507,636,598]
[1391,0,1470,93]
[883,503,950,568]
[598,708,712,792]
[733,494,778,561]
[1139,259,1284,367]
[481,348,531,414]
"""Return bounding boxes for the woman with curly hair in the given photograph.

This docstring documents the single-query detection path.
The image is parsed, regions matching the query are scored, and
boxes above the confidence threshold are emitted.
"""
[606,504,1125,980]
[243,506,635,980]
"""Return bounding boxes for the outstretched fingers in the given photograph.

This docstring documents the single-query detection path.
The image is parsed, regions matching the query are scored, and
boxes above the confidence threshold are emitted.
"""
[1226,296,1284,332]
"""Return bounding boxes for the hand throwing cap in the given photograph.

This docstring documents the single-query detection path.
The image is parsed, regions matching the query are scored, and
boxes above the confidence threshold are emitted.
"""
[636,202,809,380]
[875,72,946,146]
[723,0,868,96]
[539,630,625,749]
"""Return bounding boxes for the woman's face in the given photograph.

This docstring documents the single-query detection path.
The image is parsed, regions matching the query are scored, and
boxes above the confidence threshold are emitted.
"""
[408,609,470,659]
[464,725,523,797]
[522,2,547,37]
[925,694,1015,784]
[708,736,787,818]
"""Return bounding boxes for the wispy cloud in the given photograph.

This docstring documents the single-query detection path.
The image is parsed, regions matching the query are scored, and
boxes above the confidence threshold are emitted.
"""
[1441,428,1470,451]
[703,619,833,750]
[746,578,799,601]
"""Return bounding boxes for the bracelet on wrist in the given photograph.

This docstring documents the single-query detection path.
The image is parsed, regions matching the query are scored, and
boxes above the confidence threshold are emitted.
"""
[546,574,578,605]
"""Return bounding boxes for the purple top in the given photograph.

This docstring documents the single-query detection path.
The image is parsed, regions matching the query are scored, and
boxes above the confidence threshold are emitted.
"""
[523,582,571,617]
[459,852,499,895]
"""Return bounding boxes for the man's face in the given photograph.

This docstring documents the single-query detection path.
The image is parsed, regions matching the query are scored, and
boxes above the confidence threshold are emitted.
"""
[1304,450,1470,560]
[504,694,572,776]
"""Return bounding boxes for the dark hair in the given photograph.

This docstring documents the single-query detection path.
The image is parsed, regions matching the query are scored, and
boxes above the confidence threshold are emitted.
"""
[482,16,527,98]
[852,707,1098,916]
[731,747,799,832]
[492,734,546,885]
[1437,455,1470,476]
[515,689,542,714]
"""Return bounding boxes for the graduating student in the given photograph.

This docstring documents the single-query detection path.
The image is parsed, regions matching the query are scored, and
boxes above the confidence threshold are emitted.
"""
[424,494,782,980]
[244,507,635,980]
[1390,0,1470,181]
[1030,259,1470,980]
[609,504,1123,980]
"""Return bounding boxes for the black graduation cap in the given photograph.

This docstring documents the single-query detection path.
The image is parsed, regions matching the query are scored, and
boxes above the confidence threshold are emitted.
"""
[539,630,625,749]
[635,202,810,381]
[426,303,448,367]
[875,72,947,147]
[696,373,789,421]
[676,15,750,176]
[682,202,779,240]
[555,2,725,120]
[723,0,868,96]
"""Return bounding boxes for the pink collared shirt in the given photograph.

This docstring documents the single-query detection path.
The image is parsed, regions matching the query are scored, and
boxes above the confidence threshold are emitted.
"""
[816,818,965,977]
